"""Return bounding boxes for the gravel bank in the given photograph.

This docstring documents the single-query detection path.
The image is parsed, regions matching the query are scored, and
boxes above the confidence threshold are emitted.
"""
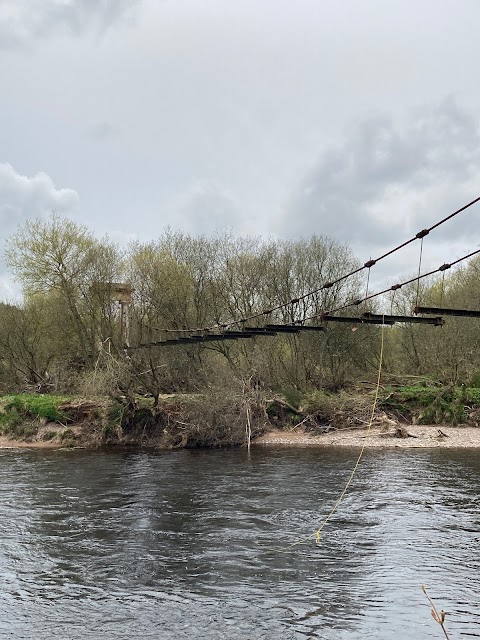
[253,425,480,448]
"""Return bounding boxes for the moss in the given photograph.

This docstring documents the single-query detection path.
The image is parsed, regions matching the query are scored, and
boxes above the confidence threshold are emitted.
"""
[17,424,39,441]
[42,430,58,441]
[102,424,116,439]
[0,409,22,434]
[60,428,76,442]
[107,401,125,427]
[61,439,77,448]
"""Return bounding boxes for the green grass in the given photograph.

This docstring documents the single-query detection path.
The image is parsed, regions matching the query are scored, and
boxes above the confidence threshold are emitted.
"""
[0,394,73,437]
[1,394,72,422]
[380,385,480,425]
[0,409,22,434]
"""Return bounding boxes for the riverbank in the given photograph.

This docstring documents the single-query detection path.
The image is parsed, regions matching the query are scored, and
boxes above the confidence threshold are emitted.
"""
[2,386,480,450]
[3,425,480,450]
[253,424,480,448]
[0,435,60,449]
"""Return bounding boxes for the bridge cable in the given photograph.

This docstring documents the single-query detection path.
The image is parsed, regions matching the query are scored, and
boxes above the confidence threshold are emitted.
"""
[314,247,480,319]
[415,237,424,309]
[141,195,480,335]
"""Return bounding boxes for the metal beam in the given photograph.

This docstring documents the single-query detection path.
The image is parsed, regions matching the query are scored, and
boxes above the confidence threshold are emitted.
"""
[242,327,278,336]
[265,324,300,333]
[321,315,395,326]
[362,312,444,326]
[414,306,480,318]
[295,324,328,331]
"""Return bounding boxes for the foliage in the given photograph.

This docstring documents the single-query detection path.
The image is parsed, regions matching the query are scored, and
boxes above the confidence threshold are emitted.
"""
[380,385,480,425]
[5,214,123,370]
[0,408,22,434]
[1,394,71,422]
[4,216,480,446]
[302,388,376,431]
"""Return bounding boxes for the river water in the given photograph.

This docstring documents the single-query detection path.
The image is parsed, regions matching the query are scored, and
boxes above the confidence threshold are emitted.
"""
[0,445,479,639]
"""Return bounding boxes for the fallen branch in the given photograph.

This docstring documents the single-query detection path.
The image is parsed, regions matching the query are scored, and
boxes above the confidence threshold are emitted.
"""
[395,426,417,438]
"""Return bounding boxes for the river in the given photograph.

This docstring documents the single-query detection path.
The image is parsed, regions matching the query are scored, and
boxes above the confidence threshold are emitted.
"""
[0,446,479,639]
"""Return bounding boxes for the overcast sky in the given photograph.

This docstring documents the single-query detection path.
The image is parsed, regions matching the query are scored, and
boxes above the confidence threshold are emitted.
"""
[1,0,480,301]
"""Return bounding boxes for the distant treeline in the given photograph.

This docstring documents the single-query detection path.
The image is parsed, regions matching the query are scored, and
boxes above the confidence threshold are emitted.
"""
[1,214,480,403]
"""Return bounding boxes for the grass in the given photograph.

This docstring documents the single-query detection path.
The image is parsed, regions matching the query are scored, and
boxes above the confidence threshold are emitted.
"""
[0,394,73,437]
[380,385,480,425]
[0,409,22,434]
[1,394,72,422]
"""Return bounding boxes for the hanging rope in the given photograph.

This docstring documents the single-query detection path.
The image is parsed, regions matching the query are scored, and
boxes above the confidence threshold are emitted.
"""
[415,237,424,309]
[364,262,371,305]
[278,317,386,552]
[440,271,446,307]
[390,289,396,316]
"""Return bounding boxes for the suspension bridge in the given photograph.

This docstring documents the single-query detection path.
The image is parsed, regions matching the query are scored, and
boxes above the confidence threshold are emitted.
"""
[130,195,480,349]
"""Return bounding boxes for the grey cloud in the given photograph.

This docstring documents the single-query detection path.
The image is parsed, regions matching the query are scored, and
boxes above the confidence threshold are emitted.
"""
[88,121,117,141]
[0,163,79,236]
[171,181,243,236]
[0,163,79,301]
[280,98,480,253]
[0,273,20,303]
[0,0,141,49]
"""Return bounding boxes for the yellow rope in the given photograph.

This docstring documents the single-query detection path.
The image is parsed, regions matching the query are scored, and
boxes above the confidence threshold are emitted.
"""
[279,318,386,552]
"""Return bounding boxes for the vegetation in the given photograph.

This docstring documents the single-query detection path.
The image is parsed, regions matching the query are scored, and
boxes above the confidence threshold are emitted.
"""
[2,394,71,421]
[2,214,480,447]
[380,385,480,425]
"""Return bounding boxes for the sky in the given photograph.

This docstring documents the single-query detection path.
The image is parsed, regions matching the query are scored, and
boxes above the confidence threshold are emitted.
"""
[1,0,480,302]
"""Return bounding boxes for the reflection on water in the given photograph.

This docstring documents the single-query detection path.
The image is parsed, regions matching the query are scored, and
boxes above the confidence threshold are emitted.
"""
[0,445,479,639]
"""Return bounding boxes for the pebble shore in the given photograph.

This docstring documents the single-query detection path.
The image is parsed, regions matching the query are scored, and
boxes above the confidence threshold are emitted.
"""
[253,425,480,448]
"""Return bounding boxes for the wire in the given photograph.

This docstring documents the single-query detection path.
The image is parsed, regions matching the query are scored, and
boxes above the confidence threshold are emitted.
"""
[141,196,480,335]
[415,237,424,308]
[317,247,480,318]
[133,246,480,348]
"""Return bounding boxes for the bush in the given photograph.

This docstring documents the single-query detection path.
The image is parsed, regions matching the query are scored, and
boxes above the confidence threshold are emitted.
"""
[168,380,269,448]
[379,385,479,425]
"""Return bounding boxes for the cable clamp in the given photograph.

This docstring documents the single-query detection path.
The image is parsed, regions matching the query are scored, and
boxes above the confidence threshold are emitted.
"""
[364,259,376,268]
[416,229,430,239]
[390,284,402,291]
[323,282,334,289]
[438,263,451,271]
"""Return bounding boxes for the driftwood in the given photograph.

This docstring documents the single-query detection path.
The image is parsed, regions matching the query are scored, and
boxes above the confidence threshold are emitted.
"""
[394,426,417,438]
[267,396,304,416]
[379,425,417,439]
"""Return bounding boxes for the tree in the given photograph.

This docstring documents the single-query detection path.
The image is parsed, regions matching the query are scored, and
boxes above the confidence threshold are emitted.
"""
[5,214,123,366]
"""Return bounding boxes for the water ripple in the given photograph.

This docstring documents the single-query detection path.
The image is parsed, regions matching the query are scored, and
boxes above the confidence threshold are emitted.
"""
[0,446,479,638]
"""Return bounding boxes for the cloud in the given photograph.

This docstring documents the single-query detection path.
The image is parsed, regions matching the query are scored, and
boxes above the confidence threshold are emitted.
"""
[0,163,79,237]
[279,98,480,275]
[87,121,117,141]
[0,162,80,300]
[170,181,244,236]
[0,273,21,304]
[0,0,141,49]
